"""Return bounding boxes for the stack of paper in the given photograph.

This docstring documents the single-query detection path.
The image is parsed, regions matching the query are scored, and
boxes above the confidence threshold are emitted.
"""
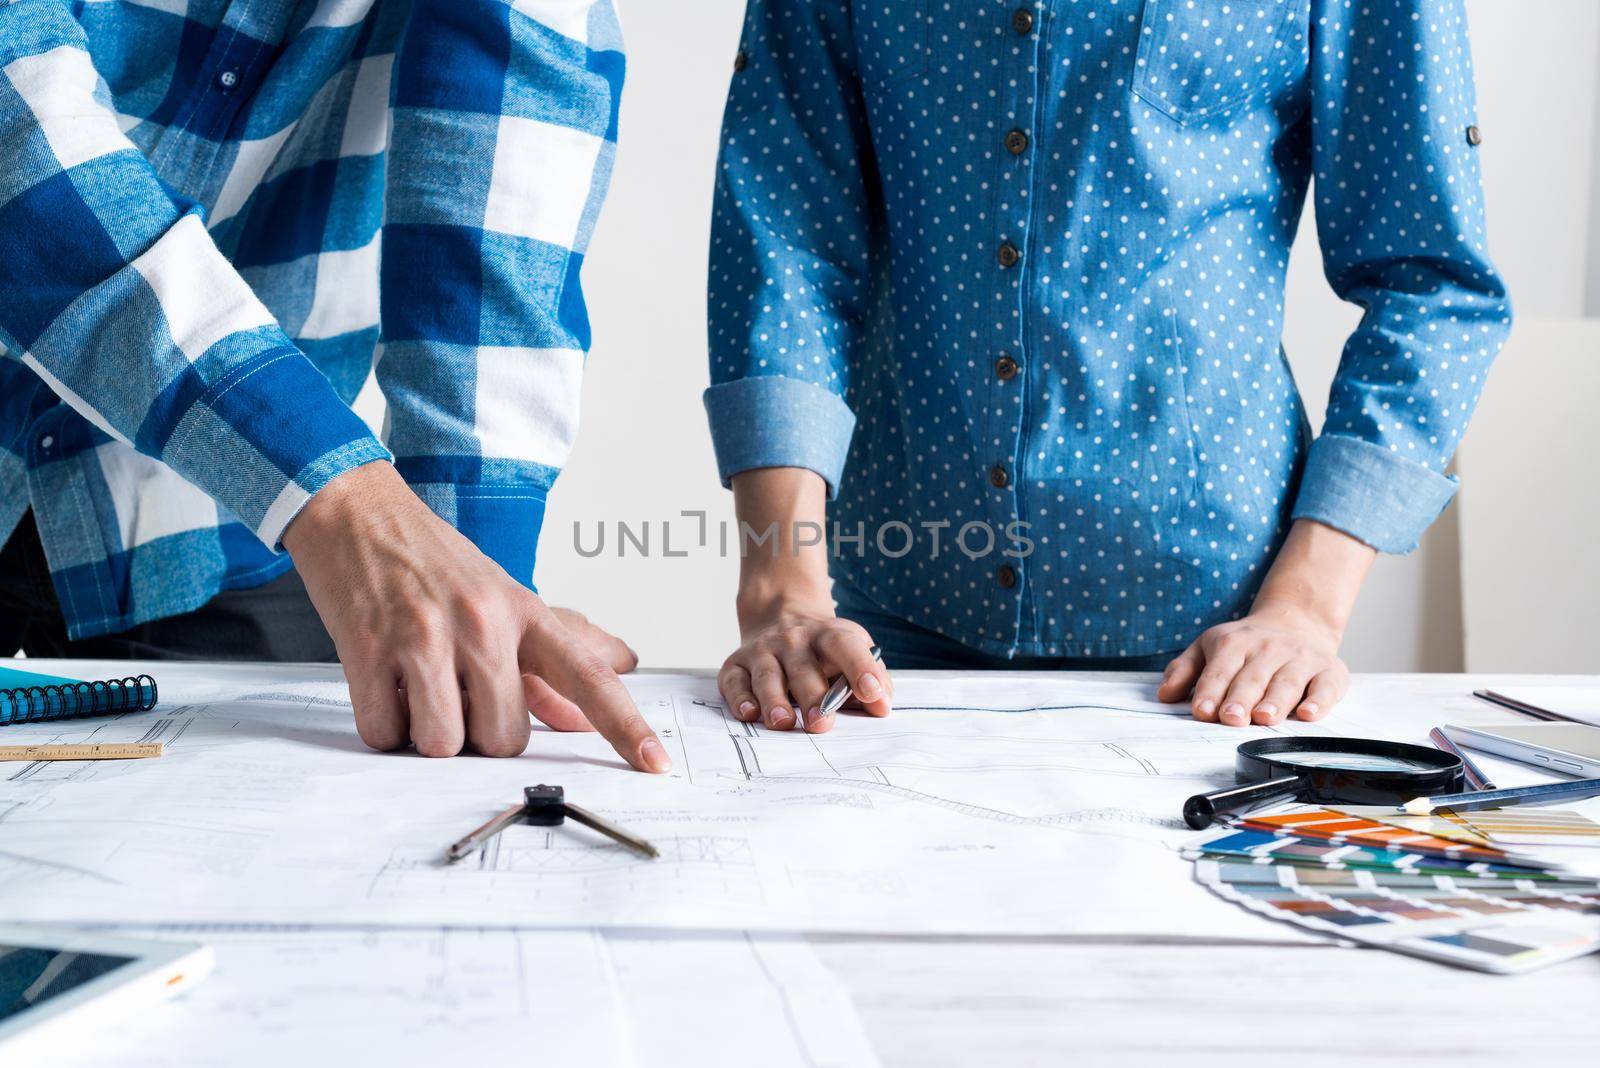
[1186,807,1600,973]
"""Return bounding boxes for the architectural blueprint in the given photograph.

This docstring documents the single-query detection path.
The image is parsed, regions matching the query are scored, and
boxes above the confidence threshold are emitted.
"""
[43,927,879,1068]
[0,662,1411,939]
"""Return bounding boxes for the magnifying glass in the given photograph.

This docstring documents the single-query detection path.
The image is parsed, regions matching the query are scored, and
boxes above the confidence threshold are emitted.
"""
[1183,737,1465,830]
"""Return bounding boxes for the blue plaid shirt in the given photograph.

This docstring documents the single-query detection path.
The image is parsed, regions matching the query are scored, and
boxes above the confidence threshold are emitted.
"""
[0,0,621,638]
[706,0,1511,659]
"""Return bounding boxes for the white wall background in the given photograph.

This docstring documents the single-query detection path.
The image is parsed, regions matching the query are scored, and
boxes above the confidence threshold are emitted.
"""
[525,1,1600,672]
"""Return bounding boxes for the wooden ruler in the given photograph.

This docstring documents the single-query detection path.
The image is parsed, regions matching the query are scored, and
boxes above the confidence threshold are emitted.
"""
[0,742,163,762]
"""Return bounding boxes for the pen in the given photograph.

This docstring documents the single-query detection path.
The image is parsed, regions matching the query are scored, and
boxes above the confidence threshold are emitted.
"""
[1429,727,1496,792]
[817,646,883,721]
[1401,776,1600,816]
[1472,690,1564,722]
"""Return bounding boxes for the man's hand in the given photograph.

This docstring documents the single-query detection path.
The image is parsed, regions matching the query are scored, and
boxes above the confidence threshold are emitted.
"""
[1157,519,1375,726]
[282,462,668,769]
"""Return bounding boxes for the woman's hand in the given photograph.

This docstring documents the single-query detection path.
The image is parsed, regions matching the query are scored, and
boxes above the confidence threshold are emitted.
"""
[720,468,892,733]
[1158,519,1375,726]
[1157,607,1349,725]
[718,602,892,733]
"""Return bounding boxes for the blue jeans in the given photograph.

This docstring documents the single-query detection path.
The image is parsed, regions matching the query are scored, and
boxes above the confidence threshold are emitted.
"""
[832,577,1176,673]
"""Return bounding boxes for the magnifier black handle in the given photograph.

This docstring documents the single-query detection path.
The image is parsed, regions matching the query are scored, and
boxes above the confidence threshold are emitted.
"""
[1184,775,1304,830]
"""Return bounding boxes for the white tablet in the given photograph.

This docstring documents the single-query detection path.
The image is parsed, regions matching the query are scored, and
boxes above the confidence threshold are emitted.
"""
[1441,722,1600,778]
[0,926,213,1057]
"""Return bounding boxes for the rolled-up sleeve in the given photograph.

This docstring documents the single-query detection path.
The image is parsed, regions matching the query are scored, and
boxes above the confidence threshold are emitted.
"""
[1289,0,1512,553]
[704,0,877,496]
[0,3,389,550]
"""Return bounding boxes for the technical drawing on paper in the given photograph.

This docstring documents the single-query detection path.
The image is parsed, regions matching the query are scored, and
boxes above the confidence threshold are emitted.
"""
[641,684,1277,831]
[368,832,762,906]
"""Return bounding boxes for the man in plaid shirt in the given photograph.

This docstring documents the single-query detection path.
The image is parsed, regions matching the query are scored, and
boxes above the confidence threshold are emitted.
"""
[0,0,669,770]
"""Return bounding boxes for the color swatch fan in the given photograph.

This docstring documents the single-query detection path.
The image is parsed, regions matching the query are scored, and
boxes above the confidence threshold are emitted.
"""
[1186,806,1600,974]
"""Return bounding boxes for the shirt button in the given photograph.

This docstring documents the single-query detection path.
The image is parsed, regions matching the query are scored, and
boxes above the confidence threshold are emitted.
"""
[734,51,749,73]
[1004,129,1030,155]
[997,564,1019,589]
[997,241,1021,268]
[989,465,1010,489]
[1010,8,1034,35]
[1466,124,1482,146]
[38,434,53,451]
[217,69,239,91]
[995,355,1019,380]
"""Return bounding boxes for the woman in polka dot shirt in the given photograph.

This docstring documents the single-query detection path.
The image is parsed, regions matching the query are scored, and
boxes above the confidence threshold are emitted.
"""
[704,0,1510,733]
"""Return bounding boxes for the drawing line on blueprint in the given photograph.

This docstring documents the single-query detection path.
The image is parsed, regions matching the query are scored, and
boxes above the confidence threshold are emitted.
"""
[672,695,1262,831]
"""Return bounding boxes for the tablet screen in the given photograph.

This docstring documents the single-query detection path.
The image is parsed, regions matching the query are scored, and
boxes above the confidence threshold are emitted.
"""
[1,946,135,1022]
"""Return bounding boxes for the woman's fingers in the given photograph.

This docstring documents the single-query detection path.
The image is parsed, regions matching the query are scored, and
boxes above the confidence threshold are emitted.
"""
[1159,643,1204,705]
[1189,638,1247,724]
[717,661,760,723]
[778,646,831,733]
[813,625,892,719]
[1219,651,1286,727]
[1296,663,1349,721]
[748,653,797,730]
[1254,662,1317,726]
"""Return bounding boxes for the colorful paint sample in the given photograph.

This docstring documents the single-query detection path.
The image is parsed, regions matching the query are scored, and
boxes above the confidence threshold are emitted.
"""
[1188,815,1600,974]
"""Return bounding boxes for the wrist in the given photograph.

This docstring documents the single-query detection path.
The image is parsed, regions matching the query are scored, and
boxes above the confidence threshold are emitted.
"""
[282,461,406,558]
[1247,594,1346,645]
[1247,519,1376,641]
[736,563,833,632]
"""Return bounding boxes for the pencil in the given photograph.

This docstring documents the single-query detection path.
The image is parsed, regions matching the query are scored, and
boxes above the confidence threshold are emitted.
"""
[1402,776,1600,815]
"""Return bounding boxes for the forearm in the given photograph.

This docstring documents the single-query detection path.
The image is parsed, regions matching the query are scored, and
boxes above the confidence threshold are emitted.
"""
[1250,519,1377,639]
[722,466,890,732]
[731,467,832,628]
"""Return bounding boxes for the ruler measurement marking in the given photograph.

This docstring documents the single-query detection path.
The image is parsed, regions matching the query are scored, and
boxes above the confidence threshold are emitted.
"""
[0,743,164,762]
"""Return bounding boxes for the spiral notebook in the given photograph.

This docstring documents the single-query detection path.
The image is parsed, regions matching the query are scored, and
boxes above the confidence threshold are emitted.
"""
[0,663,159,726]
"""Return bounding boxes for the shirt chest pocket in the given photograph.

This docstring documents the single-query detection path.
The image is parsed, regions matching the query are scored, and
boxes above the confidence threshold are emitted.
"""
[1132,0,1308,125]
[851,0,931,87]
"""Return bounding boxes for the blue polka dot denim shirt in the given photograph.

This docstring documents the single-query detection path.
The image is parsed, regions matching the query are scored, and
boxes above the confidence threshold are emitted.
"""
[704,0,1510,659]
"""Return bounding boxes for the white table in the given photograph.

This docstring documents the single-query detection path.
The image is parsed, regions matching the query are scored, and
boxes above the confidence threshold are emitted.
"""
[11,665,1600,1065]
[818,672,1600,1066]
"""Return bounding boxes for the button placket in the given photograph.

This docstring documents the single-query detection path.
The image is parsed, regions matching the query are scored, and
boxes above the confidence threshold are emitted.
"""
[989,3,1045,629]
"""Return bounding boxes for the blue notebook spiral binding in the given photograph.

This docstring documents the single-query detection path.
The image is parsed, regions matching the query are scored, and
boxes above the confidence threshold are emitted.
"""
[0,665,159,726]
